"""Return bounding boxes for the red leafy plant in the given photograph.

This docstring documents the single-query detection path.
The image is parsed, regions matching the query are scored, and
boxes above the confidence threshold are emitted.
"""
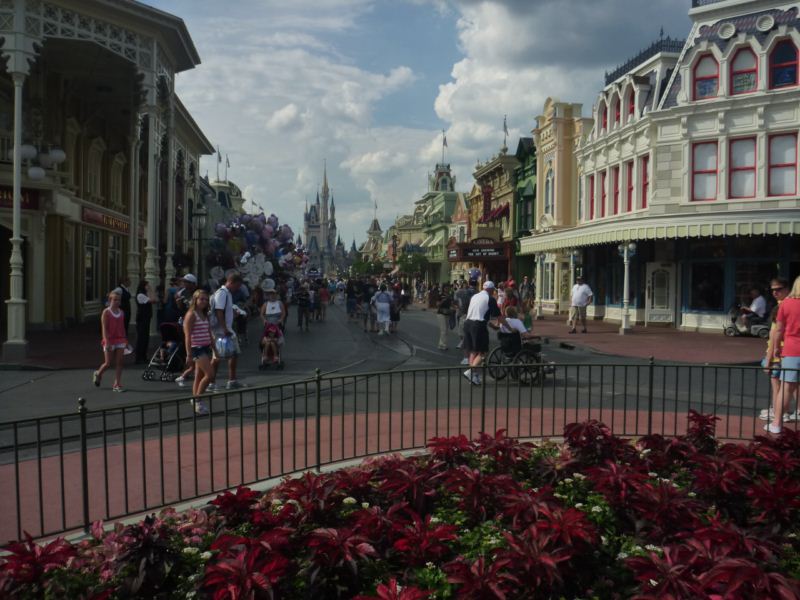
[354,578,431,600]
[0,533,75,594]
[210,485,260,526]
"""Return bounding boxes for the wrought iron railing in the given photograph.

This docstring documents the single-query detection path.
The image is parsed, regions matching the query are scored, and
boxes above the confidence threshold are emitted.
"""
[605,37,686,85]
[0,360,788,542]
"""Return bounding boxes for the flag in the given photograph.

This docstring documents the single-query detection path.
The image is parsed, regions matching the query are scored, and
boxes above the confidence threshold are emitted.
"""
[217,146,221,163]
[442,130,448,148]
[503,115,508,136]
[226,154,230,168]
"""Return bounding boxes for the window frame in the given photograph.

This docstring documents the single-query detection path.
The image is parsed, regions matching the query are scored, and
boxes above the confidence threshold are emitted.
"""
[613,96,620,127]
[612,165,620,215]
[640,155,650,209]
[693,53,719,101]
[600,102,607,132]
[768,132,798,197]
[769,39,799,90]
[600,170,607,218]
[626,160,634,212]
[627,88,635,121]
[729,46,758,96]
[691,141,718,202]
[589,174,595,220]
[728,136,757,199]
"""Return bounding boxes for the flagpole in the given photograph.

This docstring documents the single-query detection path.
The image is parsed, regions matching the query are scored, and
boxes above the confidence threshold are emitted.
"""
[216,146,220,181]
[225,154,228,182]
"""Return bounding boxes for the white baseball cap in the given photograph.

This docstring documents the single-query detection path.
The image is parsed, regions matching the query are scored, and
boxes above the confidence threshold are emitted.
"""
[482,281,495,290]
[182,274,197,284]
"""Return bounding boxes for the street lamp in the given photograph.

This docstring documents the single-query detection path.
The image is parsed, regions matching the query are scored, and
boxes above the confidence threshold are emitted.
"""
[569,249,581,287]
[391,234,398,264]
[192,204,208,285]
[618,241,637,335]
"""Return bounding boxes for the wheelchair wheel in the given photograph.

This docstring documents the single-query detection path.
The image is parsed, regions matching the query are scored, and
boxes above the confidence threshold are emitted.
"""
[512,349,542,385]
[487,347,511,381]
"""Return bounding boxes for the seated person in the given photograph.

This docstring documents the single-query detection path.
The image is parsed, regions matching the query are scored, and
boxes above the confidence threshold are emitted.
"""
[260,322,283,365]
[158,340,179,363]
[499,306,537,340]
[740,287,767,327]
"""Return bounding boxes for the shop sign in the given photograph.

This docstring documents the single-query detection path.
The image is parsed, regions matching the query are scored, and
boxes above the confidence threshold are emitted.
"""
[81,206,130,235]
[471,237,496,245]
[463,246,504,259]
[448,249,458,260]
[0,186,40,210]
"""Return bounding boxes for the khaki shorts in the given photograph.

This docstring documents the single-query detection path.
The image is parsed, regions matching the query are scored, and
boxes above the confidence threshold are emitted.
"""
[569,305,587,323]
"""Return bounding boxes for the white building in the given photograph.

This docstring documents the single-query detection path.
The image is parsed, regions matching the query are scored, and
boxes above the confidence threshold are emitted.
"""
[522,0,800,332]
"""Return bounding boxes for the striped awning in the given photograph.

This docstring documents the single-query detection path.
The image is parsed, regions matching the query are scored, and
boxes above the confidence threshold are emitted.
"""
[518,212,800,254]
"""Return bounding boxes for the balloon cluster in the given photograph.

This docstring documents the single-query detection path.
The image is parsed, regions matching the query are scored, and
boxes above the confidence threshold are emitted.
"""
[206,212,307,288]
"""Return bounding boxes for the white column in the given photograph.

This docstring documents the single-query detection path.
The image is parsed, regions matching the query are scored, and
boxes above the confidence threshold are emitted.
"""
[143,109,159,289]
[164,99,176,281]
[620,245,632,335]
[126,134,141,283]
[3,72,28,359]
[534,254,543,320]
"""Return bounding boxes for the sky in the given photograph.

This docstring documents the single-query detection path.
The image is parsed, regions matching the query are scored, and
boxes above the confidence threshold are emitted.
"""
[150,0,690,247]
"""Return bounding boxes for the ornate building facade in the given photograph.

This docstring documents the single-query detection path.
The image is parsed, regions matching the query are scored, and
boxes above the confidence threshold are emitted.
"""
[303,163,347,276]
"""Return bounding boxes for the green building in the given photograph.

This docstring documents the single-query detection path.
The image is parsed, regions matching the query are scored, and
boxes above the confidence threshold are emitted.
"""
[513,138,537,282]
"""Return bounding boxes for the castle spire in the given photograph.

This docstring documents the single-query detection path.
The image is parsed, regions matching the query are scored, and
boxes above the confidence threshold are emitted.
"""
[322,159,329,197]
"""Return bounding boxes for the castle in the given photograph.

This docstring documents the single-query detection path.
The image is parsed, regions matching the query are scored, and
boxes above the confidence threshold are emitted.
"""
[302,163,348,276]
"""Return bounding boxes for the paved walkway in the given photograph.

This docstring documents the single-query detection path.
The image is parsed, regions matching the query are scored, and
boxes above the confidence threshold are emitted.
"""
[529,314,764,364]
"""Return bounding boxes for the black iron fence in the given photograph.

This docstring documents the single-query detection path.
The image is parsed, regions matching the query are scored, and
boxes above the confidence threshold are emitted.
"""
[0,360,791,542]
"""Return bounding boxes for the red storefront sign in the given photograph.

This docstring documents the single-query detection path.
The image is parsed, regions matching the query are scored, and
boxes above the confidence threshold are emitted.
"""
[81,206,130,235]
[0,186,40,210]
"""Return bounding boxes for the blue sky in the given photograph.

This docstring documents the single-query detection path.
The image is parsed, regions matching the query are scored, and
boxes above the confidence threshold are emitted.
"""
[149,0,689,246]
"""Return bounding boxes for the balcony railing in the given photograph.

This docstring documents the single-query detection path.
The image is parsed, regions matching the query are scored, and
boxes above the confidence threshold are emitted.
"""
[692,0,727,7]
[605,37,686,85]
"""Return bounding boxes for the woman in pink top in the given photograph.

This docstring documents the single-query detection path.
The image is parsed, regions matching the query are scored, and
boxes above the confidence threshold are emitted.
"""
[183,290,213,413]
[767,275,800,434]
[93,291,128,392]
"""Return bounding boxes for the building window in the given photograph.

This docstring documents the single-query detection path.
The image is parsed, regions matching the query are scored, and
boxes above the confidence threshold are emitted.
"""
[626,161,634,212]
[108,235,121,289]
[729,137,756,198]
[627,88,635,120]
[577,176,583,221]
[84,229,101,303]
[599,171,607,218]
[692,142,717,201]
[544,169,553,215]
[768,133,797,196]
[613,96,620,127]
[600,103,607,132]
[612,166,620,215]
[730,47,757,95]
[693,54,719,100]
[769,39,798,89]
[689,262,725,311]
[87,138,106,201]
[543,262,555,300]
[640,155,649,209]
[589,174,595,220]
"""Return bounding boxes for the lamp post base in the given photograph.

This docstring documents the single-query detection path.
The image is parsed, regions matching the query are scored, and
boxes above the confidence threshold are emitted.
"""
[2,340,28,361]
[618,326,633,336]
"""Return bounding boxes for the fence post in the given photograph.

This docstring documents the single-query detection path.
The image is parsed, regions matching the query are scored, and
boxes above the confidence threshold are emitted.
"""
[647,357,655,435]
[480,359,487,435]
[315,369,322,473]
[78,398,90,532]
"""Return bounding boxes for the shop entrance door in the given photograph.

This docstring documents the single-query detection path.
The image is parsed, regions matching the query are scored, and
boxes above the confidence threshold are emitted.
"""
[645,262,676,326]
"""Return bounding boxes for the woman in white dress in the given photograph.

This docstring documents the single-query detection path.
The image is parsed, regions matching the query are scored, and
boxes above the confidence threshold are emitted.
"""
[372,284,393,335]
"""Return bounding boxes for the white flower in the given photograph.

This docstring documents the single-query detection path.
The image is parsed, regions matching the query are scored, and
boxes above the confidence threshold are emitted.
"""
[200,551,213,561]
[361,502,370,509]
[182,547,199,555]
[639,448,652,456]
[573,473,587,480]
[271,498,283,506]
[591,506,603,513]
[600,536,608,545]
[648,472,658,478]
[649,579,659,587]
[688,492,697,498]
[574,503,584,509]
[645,544,660,552]
[617,551,629,560]
[553,492,565,499]
[426,562,435,569]
[429,516,441,524]
[343,497,357,505]
[563,478,574,484]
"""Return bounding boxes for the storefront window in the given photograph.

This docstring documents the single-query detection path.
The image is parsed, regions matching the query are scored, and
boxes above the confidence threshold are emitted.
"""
[610,262,623,305]
[734,262,778,303]
[688,239,726,259]
[108,235,121,289]
[542,263,555,300]
[84,230,101,303]
[689,262,725,311]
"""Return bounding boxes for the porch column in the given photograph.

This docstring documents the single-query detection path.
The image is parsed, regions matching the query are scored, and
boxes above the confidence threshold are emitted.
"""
[3,72,27,360]
[126,130,141,283]
[143,108,159,290]
[164,96,176,282]
[534,254,543,320]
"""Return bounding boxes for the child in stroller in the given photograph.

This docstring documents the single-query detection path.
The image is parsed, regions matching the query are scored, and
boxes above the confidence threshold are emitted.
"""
[142,322,185,381]
[259,322,284,369]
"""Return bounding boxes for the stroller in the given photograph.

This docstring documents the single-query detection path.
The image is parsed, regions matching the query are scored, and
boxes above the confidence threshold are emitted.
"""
[259,320,285,370]
[142,322,186,381]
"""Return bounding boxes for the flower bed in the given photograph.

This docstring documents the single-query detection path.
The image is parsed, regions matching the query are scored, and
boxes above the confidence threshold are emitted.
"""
[2,412,800,599]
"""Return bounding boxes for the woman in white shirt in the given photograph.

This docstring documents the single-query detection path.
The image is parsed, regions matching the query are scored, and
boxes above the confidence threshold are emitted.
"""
[500,306,537,340]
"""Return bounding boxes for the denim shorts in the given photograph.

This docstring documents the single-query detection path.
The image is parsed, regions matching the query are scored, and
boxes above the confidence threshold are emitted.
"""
[781,356,800,383]
[191,345,212,360]
[761,357,781,379]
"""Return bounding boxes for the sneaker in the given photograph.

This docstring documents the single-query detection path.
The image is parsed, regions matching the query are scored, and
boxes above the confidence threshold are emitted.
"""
[763,423,782,434]
[175,376,187,387]
[456,341,463,349]
[226,380,246,390]
[462,369,472,382]
[206,383,216,392]
[471,374,482,385]
[758,408,774,421]
[784,411,800,422]
[92,371,101,387]
[112,385,124,393]
[190,399,209,415]
[460,358,470,365]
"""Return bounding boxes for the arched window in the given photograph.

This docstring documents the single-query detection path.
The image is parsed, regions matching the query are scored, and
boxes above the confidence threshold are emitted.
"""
[613,96,620,127]
[769,39,798,89]
[730,47,757,95]
[599,102,607,132]
[694,54,719,100]
[544,168,554,215]
[626,87,635,121]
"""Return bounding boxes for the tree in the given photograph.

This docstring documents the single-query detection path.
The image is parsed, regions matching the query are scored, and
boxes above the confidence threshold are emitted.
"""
[351,258,385,276]
[397,252,429,276]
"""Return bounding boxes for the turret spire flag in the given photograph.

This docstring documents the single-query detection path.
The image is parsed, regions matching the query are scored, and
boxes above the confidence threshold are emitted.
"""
[216,145,221,181]
[441,129,447,163]
[503,115,508,146]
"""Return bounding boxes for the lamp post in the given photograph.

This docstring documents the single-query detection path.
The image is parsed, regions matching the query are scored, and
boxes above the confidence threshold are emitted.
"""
[391,234,398,265]
[569,249,581,286]
[192,204,208,286]
[618,241,637,335]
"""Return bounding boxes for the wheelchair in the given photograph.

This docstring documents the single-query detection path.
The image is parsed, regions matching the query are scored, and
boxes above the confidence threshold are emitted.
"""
[486,331,544,385]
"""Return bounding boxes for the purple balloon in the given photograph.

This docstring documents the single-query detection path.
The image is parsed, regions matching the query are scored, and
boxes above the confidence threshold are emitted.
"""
[263,224,274,238]
[260,229,271,241]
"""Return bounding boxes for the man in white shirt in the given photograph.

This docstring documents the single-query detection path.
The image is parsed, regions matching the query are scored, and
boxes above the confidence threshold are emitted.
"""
[210,272,244,390]
[569,275,593,334]
[740,286,767,327]
[462,281,507,385]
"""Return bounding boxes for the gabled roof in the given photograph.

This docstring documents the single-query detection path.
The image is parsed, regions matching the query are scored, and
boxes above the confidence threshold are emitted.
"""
[515,137,534,160]
[367,218,382,234]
